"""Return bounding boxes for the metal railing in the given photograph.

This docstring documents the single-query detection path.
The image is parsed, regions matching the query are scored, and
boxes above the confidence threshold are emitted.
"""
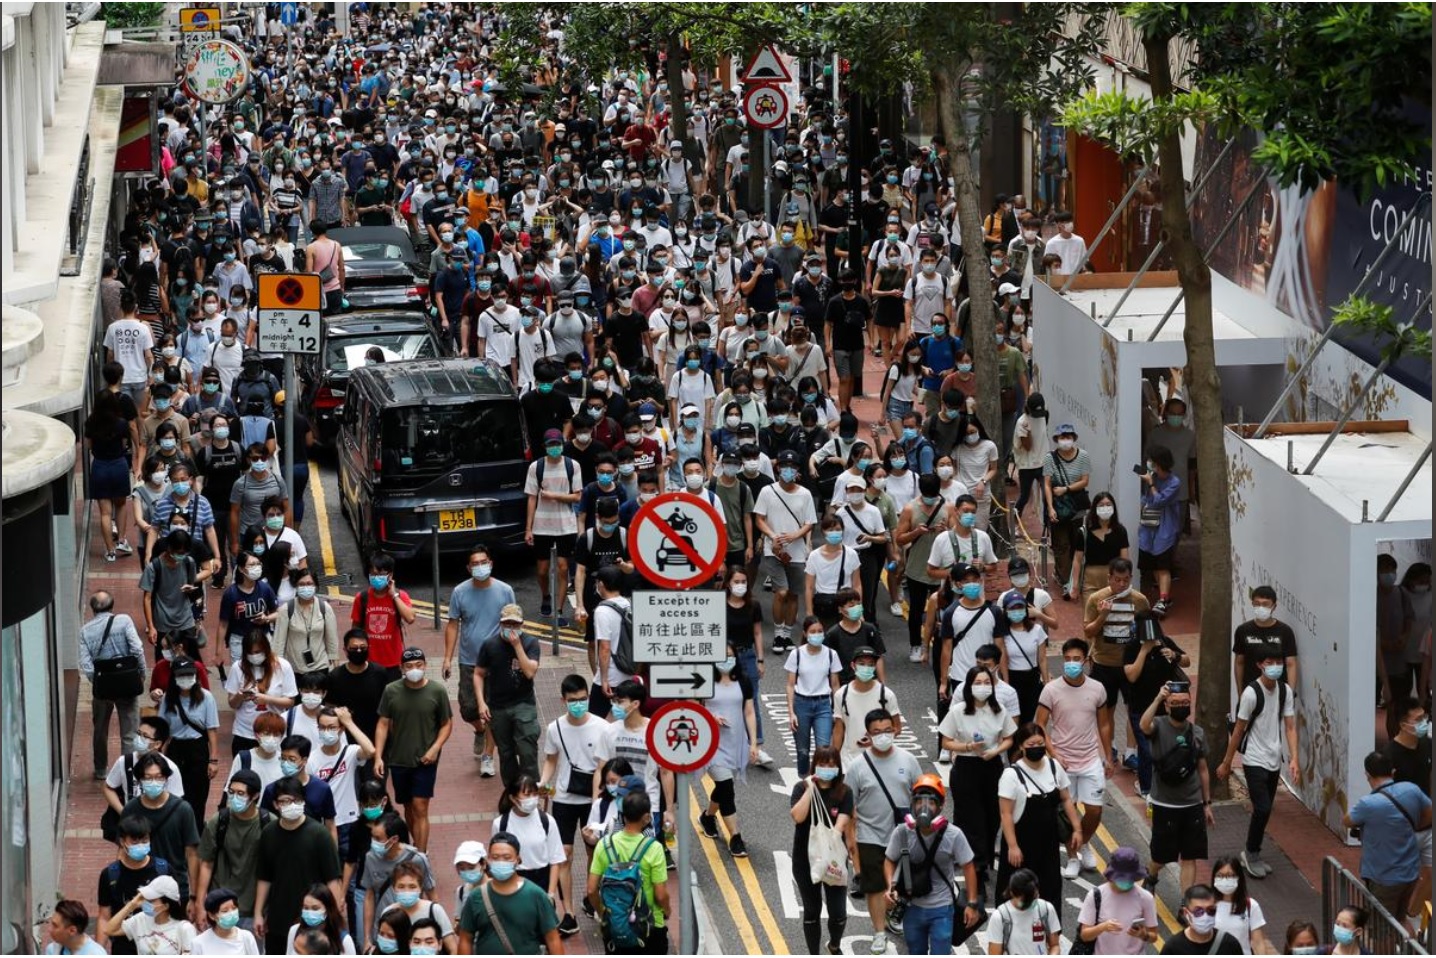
[1321,856,1428,955]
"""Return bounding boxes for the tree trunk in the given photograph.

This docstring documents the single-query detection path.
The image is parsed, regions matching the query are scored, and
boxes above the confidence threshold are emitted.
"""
[665,36,689,145]
[1144,33,1234,797]
[934,64,1001,440]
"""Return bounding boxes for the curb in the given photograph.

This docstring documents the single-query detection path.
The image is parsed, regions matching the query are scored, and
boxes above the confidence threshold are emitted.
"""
[693,877,725,956]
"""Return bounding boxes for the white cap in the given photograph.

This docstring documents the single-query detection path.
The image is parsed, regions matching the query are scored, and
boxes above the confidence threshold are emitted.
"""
[453,840,487,865]
[140,876,181,901]
[680,403,701,416]
[997,282,1021,297]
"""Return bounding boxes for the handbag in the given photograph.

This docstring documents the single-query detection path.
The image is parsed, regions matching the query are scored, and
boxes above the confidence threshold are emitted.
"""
[807,782,850,886]
[1068,886,1102,955]
[1051,458,1090,522]
[90,615,144,701]
[556,724,596,799]
[811,546,848,619]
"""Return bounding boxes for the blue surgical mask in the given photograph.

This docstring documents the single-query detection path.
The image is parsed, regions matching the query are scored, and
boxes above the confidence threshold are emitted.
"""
[890,457,907,470]
[960,582,983,600]
[126,842,151,861]
[1113,879,1135,892]
[216,911,241,930]
[597,473,615,486]
[815,766,840,782]
[959,512,978,528]
[780,467,799,483]
[717,657,735,673]
[901,427,918,442]
[1063,661,1084,680]
[855,665,877,682]
[228,793,251,814]
[375,935,399,954]
[488,860,518,881]
[856,458,872,471]
[140,901,157,916]
[301,908,327,927]
[825,531,843,546]
[610,704,628,721]
[1007,608,1027,623]
[154,398,172,412]
[158,437,176,451]
[844,604,864,621]
[1332,926,1357,946]
[140,781,165,800]
[394,890,421,908]
[600,521,619,534]
[250,460,267,473]
[370,574,390,591]
[806,631,826,647]
[606,783,622,797]
[459,867,484,884]
[280,759,301,777]
[171,481,191,497]
[1263,664,1284,681]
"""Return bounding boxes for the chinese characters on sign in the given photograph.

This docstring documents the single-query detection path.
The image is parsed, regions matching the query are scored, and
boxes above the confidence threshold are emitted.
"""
[632,591,725,664]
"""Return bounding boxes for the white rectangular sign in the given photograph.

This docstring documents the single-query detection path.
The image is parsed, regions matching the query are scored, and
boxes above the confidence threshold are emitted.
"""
[648,664,716,700]
[257,308,320,354]
[632,590,725,663]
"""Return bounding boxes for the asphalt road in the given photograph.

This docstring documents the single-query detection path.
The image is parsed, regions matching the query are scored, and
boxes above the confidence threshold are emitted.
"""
[302,455,1185,954]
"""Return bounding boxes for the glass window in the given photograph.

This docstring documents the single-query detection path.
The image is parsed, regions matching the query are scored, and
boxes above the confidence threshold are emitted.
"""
[379,401,525,482]
[0,623,30,953]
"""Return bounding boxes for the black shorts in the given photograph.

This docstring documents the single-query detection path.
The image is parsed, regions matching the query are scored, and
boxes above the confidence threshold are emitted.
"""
[1089,662,1126,709]
[857,842,889,894]
[1139,544,1175,573]
[533,533,576,560]
[551,799,592,847]
[1150,803,1208,864]
[389,763,439,803]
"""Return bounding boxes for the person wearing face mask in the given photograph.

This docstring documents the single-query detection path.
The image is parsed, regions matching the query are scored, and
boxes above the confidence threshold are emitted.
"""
[204,317,246,395]
[285,884,356,956]
[273,570,337,673]
[190,885,261,954]
[95,815,175,955]
[473,604,543,790]
[894,473,955,662]
[1043,423,1091,599]
[458,829,564,955]
[1377,553,1418,739]
[788,744,854,954]
[1074,846,1157,955]
[1382,698,1434,913]
[1159,885,1244,955]
[698,644,761,860]
[253,774,344,954]
[1072,491,1130,602]
[304,219,347,315]
[101,873,197,956]
[755,450,819,652]
[1139,682,1212,893]
[1036,638,1114,880]
[441,543,517,774]
[1283,919,1322,955]
[785,615,844,778]
[1207,856,1271,955]
[1323,906,1369,956]
[1231,584,1300,695]
[1137,445,1182,617]
[1145,396,1196,530]
[1122,610,1191,797]
[225,710,287,801]
[1342,750,1432,924]
[1216,650,1300,879]
[994,721,1084,916]
[121,742,205,915]
[260,736,339,845]
[537,675,607,937]
[1044,210,1088,275]
[882,774,984,956]
[373,646,453,854]
[937,665,1015,903]
[139,383,195,472]
[217,542,279,666]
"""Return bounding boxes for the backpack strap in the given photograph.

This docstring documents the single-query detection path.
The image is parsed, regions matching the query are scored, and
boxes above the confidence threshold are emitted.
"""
[478,882,518,954]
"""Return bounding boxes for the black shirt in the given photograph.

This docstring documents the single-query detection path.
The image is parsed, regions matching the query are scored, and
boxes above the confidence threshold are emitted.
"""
[199,440,245,509]
[1080,523,1130,568]
[326,662,391,741]
[1159,931,1244,954]
[601,309,648,368]
[1384,738,1433,796]
[96,857,170,955]
[520,390,576,453]
[120,795,201,902]
[790,780,854,860]
[255,817,342,954]
[1123,633,1187,715]
[273,412,313,464]
[1231,619,1298,687]
[474,633,542,707]
[825,294,872,352]
[824,621,886,686]
[725,600,764,652]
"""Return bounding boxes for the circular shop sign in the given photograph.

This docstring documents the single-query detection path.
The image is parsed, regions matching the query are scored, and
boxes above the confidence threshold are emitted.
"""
[184,39,251,105]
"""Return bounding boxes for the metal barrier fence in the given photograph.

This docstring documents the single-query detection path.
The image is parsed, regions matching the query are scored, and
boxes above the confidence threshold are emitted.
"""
[1322,856,1429,955]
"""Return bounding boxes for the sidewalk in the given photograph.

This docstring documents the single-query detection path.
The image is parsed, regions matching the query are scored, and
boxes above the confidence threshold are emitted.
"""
[66,518,695,954]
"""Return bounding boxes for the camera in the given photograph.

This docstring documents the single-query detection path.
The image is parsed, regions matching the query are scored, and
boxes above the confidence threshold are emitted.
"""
[1132,463,1149,475]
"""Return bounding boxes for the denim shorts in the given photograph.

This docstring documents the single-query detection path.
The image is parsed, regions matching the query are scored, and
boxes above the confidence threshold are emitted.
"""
[886,397,914,422]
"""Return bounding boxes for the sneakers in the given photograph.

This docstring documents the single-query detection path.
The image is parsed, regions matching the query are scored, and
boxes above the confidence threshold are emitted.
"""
[665,847,677,871]
[479,755,496,778]
[210,575,226,590]
[1079,844,1098,871]
[826,943,842,955]
[1062,855,1082,879]
[771,625,792,655]
[1123,751,1140,772]
[908,647,924,664]
[754,748,776,769]
[869,931,888,954]
[885,901,905,933]
[1142,873,1159,893]
[581,898,597,920]
[104,550,117,562]
[1153,598,1171,618]
[889,601,905,618]
[1241,850,1272,878]
[699,812,720,839]
[114,539,134,556]
[539,598,553,618]
[728,834,748,858]
[937,748,952,764]
[557,914,580,938]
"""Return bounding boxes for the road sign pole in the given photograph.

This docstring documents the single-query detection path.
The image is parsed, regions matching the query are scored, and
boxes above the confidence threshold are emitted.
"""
[550,541,561,655]
[677,771,695,956]
[762,127,771,222]
[283,353,296,501]
[431,524,442,630]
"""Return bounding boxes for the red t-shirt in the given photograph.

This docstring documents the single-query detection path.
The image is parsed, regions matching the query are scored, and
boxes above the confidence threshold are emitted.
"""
[624,123,657,161]
[351,587,412,668]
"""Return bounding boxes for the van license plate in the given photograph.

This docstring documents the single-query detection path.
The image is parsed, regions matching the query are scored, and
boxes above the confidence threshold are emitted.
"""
[437,508,477,532]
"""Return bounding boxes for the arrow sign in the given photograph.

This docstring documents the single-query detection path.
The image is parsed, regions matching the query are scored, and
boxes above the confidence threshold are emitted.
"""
[649,663,716,700]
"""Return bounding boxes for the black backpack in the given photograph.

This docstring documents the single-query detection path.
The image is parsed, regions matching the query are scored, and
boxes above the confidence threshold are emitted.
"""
[1155,722,1199,785]
[598,599,637,676]
[1237,679,1287,755]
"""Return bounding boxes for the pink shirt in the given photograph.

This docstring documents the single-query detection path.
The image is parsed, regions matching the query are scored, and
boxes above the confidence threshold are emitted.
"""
[1077,883,1156,955]
[1037,677,1108,770]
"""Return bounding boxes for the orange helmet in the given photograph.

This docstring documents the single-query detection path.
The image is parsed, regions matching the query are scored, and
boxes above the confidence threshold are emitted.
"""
[912,773,946,800]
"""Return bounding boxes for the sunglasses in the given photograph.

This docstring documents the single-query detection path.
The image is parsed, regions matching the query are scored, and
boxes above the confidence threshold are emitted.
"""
[1186,906,1217,918]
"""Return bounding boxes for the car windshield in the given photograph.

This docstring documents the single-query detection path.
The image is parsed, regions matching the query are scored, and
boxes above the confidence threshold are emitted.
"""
[342,242,406,261]
[379,401,525,478]
[326,332,435,372]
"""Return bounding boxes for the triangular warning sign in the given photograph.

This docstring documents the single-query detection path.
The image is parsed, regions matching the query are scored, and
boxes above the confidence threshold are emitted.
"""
[742,45,793,84]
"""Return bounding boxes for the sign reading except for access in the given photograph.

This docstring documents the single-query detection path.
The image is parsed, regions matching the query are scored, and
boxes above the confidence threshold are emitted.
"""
[646,701,721,774]
[743,84,789,131]
[741,44,794,85]
[179,7,222,33]
[632,590,725,665]
[629,492,727,590]
[648,663,716,700]
[257,273,323,354]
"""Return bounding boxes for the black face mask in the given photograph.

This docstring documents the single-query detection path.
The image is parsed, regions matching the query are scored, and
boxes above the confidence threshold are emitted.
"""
[347,647,369,666]
[1023,746,1046,763]
[1168,706,1191,723]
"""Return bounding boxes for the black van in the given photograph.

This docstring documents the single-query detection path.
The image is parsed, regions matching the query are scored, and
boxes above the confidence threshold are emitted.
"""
[336,359,530,559]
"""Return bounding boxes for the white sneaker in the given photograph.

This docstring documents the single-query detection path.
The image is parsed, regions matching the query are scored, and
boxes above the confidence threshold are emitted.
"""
[1062,855,1082,879]
[937,749,952,764]
[114,539,134,556]
[889,601,905,618]
[1080,844,1098,871]
[755,749,775,768]
[908,647,923,663]
[869,931,887,955]
[479,755,496,778]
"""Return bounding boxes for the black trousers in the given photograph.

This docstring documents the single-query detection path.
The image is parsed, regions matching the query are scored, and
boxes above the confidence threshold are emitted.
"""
[167,736,212,823]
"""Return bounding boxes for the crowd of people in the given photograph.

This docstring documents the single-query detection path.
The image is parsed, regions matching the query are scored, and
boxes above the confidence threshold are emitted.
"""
[69,1,1433,955]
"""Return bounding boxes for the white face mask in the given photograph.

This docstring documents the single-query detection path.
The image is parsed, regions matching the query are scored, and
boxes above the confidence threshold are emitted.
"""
[1213,876,1240,896]
[936,465,954,480]
[1056,438,1075,451]
[176,676,197,690]
[301,692,324,709]
[246,652,267,665]
[405,667,426,683]
[730,583,748,598]
[258,735,282,753]
[970,683,993,701]
[1095,505,1115,521]
[279,803,306,822]
[1251,604,1275,622]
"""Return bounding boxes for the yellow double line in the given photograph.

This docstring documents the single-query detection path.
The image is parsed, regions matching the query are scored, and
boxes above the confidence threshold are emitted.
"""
[687,773,792,955]
[1091,823,1183,934]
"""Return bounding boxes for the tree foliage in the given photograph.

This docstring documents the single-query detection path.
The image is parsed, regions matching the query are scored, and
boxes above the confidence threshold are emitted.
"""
[102,1,165,30]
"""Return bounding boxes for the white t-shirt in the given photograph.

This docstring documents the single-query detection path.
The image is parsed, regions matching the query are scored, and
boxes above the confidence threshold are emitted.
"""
[107,751,185,799]
[951,676,1021,719]
[119,913,196,955]
[283,925,357,954]
[938,478,971,507]
[515,328,558,390]
[997,756,1072,824]
[525,456,582,537]
[836,500,887,551]
[225,747,284,795]
[1235,681,1295,772]
[262,526,308,564]
[785,644,842,697]
[309,743,365,826]
[1215,897,1267,955]
[105,318,156,384]
[491,808,567,868]
[936,702,1016,752]
[943,603,1003,681]
[1003,623,1049,674]
[668,370,717,423]
[833,681,902,762]
[594,720,661,809]
[543,716,608,804]
[754,484,818,563]
[804,546,860,594]
[595,597,634,688]
[190,927,261,954]
[479,306,523,366]
[1012,414,1049,471]
[928,529,998,569]
[985,899,1061,956]
[223,658,298,739]
[955,440,1000,499]
[1045,233,1087,274]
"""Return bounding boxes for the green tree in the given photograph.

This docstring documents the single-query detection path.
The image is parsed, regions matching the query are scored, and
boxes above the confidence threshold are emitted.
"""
[102,1,165,30]
[1062,2,1432,795]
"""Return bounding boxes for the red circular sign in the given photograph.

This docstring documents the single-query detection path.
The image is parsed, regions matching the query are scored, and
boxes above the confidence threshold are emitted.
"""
[276,277,306,305]
[629,492,728,590]
[645,701,721,774]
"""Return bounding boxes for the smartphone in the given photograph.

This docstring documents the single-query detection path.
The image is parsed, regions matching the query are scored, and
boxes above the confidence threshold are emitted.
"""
[1132,463,1149,475]
[1168,680,1190,694]
[1130,917,1147,930]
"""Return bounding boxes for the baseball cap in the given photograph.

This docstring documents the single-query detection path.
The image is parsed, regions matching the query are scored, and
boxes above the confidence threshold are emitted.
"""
[638,401,659,418]
[1025,392,1047,417]
[139,876,181,901]
[401,646,426,663]
[1001,591,1027,609]
[1052,423,1078,438]
[1007,556,1031,574]
[556,289,575,303]
[852,646,880,661]
[719,450,741,464]
[680,403,700,416]
[171,656,197,674]
[776,450,799,466]
[952,562,980,581]
[543,428,564,444]
[997,282,1020,297]
[453,840,487,865]
[616,774,646,797]
[499,603,524,624]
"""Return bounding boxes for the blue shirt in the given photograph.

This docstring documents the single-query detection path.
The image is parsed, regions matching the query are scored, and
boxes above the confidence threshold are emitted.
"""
[1137,472,1182,555]
[1348,781,1429,884]
[919,335,959,390]
[261,774,339,823]
[447,577,518,666]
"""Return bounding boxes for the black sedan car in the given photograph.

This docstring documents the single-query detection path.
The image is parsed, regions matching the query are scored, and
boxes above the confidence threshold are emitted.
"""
[328,226,429,312]
[302,311,442,447]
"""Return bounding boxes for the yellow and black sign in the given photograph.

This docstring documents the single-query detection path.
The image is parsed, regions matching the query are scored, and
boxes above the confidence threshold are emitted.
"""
[179,7,222,33]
